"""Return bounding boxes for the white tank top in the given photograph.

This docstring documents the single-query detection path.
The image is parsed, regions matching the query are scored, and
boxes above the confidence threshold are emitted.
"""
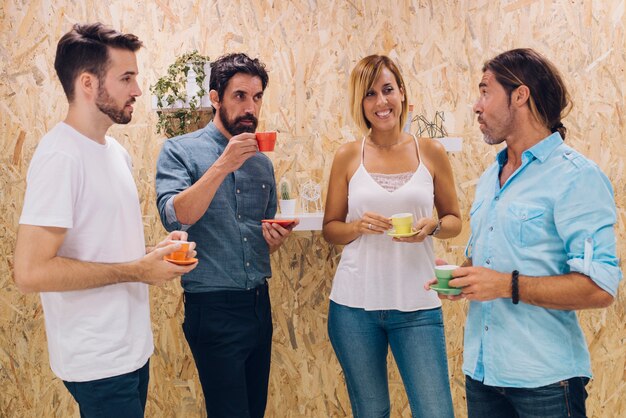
[329,136,441,311]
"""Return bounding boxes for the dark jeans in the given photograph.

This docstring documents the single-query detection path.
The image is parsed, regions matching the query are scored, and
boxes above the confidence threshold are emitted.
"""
[63,360,150,418]
[466,375,589,418]
[183,282,273,418]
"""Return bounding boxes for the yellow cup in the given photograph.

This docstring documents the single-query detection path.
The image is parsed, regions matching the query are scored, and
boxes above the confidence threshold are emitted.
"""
[390,213,413,234]
[170,240,190,261]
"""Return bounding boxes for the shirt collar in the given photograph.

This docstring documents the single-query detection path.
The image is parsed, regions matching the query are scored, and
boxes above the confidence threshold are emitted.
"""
[206,121,229,148]
[496,132,564,166]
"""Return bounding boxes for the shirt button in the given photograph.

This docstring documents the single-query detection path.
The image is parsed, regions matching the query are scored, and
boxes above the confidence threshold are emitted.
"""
[486,258,491,265]
[246,262,250,266]
[237,189,241,193]
[495,196,499,201]
[485,326,489,331]
[521,214,527,220]
[262,184,266,189]
[489,226,493,231]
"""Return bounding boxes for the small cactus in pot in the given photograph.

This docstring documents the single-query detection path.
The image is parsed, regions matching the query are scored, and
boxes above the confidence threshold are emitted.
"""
[280,180,291,200]
[278,179,296,215]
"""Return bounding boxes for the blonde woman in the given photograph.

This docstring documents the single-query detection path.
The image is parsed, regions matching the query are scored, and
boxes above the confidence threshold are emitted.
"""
[323,55,461,417]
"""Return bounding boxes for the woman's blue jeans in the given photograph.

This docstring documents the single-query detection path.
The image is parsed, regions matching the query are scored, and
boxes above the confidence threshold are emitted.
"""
[328,301,455,418]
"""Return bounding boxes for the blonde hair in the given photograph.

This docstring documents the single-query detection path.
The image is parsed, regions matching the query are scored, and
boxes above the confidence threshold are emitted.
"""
[349,55,408,134]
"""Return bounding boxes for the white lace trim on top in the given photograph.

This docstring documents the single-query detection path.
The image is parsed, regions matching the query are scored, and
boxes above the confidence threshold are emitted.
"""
[369,171,414,192]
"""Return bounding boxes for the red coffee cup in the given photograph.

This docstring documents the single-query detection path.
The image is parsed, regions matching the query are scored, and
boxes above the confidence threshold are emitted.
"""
[255,131,277,152]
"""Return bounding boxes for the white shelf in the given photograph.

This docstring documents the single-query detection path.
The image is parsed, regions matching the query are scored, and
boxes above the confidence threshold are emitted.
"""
[436,136,463,152]
[271,137,461,233]
[276,212,323,231]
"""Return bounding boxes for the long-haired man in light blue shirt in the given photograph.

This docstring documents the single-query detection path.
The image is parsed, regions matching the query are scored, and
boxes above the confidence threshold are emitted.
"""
[429,48,622,418]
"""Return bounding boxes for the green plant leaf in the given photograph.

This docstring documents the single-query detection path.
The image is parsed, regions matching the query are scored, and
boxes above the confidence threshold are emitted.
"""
[150,50,212,137]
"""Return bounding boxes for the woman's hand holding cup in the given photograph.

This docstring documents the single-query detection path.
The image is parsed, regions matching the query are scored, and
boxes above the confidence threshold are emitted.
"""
[357,211,392,235]
[390,215,434,243]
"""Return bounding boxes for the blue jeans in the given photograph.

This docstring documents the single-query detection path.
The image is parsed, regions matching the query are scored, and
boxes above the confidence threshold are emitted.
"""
[465,375,589,418]
[328,301,455,418]
[63,360,150,418]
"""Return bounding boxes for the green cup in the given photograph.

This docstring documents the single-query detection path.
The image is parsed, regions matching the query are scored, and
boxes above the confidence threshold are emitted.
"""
[434,265,458,289]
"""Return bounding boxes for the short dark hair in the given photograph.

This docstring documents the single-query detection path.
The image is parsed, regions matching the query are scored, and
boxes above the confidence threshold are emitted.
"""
[483,48,571,139]
[54,23,143,101]
[209,53,269,102]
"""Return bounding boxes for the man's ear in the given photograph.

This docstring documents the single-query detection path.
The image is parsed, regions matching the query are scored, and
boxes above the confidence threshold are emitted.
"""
[76,72,98,99]
[209,90,220,109]
[513,85,531,107]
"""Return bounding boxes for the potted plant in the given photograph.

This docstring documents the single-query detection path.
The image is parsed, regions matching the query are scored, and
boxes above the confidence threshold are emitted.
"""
[278,179,297,216]
[150,50,212,137]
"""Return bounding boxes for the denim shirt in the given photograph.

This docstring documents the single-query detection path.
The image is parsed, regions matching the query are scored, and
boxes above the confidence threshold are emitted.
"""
[463,132,622,388]
[156,122,277,292]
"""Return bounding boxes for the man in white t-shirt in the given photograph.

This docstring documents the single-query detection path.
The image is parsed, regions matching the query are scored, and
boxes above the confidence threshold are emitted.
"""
[13,23,198,418]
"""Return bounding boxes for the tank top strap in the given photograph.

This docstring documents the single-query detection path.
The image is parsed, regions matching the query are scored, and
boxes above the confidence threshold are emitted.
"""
[412,134,421,161]
[360,135,367,164]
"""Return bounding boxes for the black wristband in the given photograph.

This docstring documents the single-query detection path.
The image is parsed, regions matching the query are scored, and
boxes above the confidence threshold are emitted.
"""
[511,270,520,304]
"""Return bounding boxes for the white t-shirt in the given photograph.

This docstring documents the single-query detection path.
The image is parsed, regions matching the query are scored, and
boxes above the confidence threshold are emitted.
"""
[19,122,153,382]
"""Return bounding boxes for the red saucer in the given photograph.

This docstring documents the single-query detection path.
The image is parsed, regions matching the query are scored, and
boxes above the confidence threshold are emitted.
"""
[261,219,296,226]
[164,256,198,266]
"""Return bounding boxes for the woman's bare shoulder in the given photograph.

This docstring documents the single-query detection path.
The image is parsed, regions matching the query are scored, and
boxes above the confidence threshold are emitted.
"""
[333,140,361,163]
[417,136,446,157]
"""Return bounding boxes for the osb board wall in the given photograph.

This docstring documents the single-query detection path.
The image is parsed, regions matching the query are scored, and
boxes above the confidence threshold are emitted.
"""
[1,0,624,417]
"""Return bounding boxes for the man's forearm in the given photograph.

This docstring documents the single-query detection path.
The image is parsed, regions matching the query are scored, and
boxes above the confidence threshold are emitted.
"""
[14,256,141,293]
[173,165,228,225]
[518,272,613,310]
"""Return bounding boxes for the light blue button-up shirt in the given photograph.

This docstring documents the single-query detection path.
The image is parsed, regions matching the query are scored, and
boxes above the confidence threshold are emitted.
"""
[463,132,622,387]
[156,122,277,293]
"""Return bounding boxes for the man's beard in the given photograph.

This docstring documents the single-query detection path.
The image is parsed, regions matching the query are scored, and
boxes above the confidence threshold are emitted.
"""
[219,106,258,136]
[96,85,134,125]
[482,132,505,145]
[479,111,512,146]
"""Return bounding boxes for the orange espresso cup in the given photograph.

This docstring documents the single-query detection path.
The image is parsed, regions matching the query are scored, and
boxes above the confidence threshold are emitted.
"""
[170,240,190,261]
[255,131,277,152]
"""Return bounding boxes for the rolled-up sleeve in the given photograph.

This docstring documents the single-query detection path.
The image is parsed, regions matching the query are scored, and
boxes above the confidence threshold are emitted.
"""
[156,140,193,232]
[555,164,622,296]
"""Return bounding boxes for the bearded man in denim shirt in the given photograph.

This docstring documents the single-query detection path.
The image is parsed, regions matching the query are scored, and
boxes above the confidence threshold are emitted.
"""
[155,53,297,418]
[430,49,621,417]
